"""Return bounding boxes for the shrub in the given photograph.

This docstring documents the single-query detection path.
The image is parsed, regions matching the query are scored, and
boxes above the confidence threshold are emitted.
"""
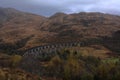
[63,55,85,80]
[10,55,22,68]
[0,69,6,80]
[47,55,63,77]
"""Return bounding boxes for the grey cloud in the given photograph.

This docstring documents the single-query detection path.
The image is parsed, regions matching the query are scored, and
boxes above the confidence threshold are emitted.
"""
[0,0,120,16]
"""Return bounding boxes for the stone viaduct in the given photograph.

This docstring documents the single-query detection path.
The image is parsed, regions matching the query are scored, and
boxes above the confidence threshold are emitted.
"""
[23,42,82,58]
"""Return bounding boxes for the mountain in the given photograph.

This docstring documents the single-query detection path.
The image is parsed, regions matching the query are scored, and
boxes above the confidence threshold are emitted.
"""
[0,7,120,50]
[40,12,120,42]
[0,7,120,80]
[0,7,47,47]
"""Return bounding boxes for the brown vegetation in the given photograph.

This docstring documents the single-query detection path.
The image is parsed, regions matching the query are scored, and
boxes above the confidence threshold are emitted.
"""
[0,8,120,50]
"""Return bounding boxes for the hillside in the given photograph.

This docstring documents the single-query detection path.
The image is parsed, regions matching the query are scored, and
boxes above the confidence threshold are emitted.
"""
[40,12,120,42]
[0,7,120,52]
[0,7,47,46]
[0,7,120,80]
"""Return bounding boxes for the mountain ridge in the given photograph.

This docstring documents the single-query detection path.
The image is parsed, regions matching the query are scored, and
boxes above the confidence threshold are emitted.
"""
[0,7,120,50]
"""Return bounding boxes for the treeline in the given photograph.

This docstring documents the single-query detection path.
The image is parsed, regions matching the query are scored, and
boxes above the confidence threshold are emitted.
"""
[0,35,34,55]
[81,30,120,53]
[102,30,120,53]
[42,49,120,80]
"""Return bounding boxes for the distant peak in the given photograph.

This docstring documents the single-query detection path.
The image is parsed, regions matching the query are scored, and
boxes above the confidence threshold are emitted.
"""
[54,12,66,15]
[50,12,67,18]
[70,12,105,16]
[0,7,17,11]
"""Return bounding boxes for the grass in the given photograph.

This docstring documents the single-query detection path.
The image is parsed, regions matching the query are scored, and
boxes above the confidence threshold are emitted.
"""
[102,57,120,63]
[65,45,110,59]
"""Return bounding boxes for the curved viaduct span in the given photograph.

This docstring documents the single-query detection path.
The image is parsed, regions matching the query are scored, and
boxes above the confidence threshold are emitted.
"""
[23,42,82,57]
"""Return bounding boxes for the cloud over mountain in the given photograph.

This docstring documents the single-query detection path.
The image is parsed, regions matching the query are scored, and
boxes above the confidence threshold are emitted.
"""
[0,0,120,16]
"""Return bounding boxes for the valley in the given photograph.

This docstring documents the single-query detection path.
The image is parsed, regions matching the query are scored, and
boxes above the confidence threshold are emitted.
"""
[0,7,120,80]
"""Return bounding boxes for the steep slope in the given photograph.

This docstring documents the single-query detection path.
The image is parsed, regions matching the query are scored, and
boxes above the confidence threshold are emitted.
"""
[0,7,48,48]
[40,12,120,42]
[0,7,120,51]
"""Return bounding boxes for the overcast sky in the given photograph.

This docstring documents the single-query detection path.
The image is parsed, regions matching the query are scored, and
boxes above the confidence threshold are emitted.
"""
[0,0,120,16]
